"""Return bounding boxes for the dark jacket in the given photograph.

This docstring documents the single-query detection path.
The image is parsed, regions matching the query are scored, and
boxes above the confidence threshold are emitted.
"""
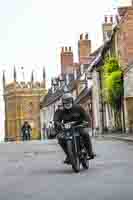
[53,104,89,130]
[21,124,32,135]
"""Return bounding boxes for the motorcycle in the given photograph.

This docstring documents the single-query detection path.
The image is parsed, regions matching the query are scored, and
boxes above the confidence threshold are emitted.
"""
[61,121,90,173]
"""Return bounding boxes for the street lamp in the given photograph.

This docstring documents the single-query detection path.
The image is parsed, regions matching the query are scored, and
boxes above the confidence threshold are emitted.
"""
[58,74,65,87]
[51,77,58,93]
[88,95,94,136]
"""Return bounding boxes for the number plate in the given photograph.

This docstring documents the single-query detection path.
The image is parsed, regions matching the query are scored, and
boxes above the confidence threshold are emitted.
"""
[64,123,71,129]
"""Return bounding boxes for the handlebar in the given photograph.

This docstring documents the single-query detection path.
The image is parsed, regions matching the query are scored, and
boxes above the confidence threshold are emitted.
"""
[72,122,88,128]
[53,121,89,130]
[62,121,89,129]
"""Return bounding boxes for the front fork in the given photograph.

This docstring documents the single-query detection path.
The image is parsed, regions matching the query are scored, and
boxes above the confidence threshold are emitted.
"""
[73,134,80,157]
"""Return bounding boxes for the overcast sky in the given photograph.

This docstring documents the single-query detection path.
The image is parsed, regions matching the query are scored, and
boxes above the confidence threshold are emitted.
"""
[0,0,131,140]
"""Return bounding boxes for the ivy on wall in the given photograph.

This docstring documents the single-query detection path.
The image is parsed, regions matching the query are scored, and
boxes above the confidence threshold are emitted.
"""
[102,57,123,128]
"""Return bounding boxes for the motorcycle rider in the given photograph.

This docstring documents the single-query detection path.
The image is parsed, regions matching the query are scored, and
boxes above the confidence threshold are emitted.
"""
[53,92,95,164]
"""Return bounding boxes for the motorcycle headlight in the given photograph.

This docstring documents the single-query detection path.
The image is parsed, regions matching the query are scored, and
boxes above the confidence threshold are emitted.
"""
[64,123,71,129]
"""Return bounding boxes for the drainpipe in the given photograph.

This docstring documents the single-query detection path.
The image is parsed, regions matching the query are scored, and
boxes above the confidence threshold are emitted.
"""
[91,91,94,136]
[98,69,104,135]
[121,72,126,133]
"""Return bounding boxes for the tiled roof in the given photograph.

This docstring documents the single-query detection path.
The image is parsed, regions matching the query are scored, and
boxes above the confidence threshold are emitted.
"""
[41,52,101,108]
[88,38,113,72]
[41,88,63,107]
[41,81,77,108]
[90,45,103,57]
[87,24,120,72]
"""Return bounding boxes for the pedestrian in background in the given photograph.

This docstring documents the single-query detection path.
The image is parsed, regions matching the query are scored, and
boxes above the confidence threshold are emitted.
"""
[21,121,32,141]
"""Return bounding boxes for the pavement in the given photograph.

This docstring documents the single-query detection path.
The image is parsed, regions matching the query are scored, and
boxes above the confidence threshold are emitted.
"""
[0,138,133,199]
[1,132,133,145]
[98,133,133,143]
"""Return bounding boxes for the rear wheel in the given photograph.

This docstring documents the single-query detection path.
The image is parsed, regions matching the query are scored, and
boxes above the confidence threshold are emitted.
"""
[67,140,80,173]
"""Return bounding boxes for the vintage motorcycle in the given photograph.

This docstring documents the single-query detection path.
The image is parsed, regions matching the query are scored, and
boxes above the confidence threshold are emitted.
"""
[61,121,90,173]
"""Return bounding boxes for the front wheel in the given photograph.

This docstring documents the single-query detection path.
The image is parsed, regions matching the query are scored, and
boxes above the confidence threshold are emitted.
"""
[66,140,80,173]
[81,157,89,169]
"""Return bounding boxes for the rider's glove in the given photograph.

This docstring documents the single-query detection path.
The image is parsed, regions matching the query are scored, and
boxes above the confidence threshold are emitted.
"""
[54,122,63,132]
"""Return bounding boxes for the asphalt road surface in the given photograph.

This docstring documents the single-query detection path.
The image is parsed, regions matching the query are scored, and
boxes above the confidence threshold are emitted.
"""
[0,138,133,200]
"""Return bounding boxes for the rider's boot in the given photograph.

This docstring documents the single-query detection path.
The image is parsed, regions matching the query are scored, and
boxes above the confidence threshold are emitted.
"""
[87,153,96,160]
[64,156,71,164]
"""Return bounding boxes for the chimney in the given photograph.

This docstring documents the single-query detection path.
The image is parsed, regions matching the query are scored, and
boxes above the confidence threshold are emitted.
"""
[104,16,108,23]
[110,15,113,24]
[80,33,83,40]
[13,65,17,82]
[31,70,34,86]
[41,66,46,88]
[61,47,64,52]
[43,66,46,81]
[102,15,113,42]
[78,33,91,64]
[69,46,72,52]
[60,46,74,74]
[85,33,88,40]
[2,70,6,90]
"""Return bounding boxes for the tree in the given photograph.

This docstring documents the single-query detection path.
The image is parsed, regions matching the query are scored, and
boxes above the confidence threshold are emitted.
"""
[102,57,123,129]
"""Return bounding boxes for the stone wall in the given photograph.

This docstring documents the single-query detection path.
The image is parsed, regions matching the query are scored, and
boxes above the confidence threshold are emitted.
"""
[4,81,47,141]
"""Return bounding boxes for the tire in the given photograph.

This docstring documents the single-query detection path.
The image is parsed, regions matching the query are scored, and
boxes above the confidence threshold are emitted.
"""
[72,155,80,173]
[66,140,80,173]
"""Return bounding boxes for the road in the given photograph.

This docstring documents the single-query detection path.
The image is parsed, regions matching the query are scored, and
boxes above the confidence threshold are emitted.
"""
[0,138,133,200]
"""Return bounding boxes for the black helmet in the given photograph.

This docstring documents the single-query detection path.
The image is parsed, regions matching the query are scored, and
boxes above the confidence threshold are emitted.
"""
[62,93,73,109]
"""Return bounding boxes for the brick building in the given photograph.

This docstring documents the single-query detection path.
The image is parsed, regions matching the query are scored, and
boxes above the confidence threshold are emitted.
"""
[78,33,91,64]
[109,5,133,132]
[60,46,74,74]
[41,3,133,135]
[89,4,133,134]
[41,33,92,132]
[61,33,92,75]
